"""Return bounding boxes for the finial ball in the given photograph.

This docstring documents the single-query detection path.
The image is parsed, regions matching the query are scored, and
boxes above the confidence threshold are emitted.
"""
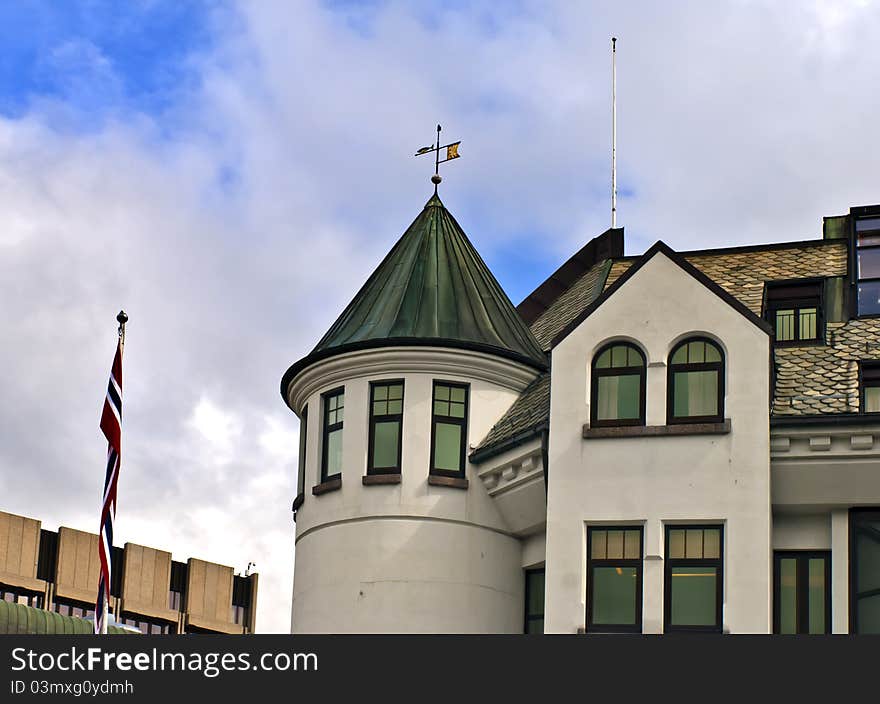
[431,174,442,185]
[117,310,128,325]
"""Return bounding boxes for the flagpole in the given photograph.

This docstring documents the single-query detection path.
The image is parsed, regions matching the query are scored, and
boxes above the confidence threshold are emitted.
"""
[611,36,617,229]
[106,310,126,635]
[97,310,127,635]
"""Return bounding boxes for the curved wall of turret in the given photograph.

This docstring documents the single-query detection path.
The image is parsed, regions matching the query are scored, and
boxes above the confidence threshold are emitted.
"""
[287,346,539,633]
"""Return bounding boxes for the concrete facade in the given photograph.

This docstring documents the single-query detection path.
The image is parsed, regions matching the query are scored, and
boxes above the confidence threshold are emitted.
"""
[0,510,258,634]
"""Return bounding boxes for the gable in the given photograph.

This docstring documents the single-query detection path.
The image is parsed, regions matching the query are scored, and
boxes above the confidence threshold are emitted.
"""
[550,241,772,350]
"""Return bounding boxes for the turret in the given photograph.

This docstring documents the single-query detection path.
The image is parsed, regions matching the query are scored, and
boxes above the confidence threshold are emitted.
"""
[281,194,545,633]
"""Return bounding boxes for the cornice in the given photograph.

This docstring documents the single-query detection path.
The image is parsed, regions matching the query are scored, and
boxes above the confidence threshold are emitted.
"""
[287,346,539,414]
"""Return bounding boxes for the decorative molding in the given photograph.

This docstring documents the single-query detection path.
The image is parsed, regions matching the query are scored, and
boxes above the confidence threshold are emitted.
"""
[287,346,538,413]
[771,422,880,460]
[851,434,873,450]
[770,437,790,453]
[476,443,544,498]
[809,436,832,451]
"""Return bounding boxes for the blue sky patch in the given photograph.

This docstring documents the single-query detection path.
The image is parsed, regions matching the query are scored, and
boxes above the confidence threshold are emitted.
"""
[0,1,220,126]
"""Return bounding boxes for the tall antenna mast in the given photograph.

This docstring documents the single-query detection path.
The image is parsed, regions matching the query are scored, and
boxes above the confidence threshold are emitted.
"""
[611,36,618,229]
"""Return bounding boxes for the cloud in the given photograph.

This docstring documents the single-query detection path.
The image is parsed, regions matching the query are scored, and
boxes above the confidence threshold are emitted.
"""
[1,1,879,633]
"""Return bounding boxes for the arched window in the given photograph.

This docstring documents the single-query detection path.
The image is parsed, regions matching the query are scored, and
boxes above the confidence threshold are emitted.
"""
[591,343,646,427]
[668,338,724,423]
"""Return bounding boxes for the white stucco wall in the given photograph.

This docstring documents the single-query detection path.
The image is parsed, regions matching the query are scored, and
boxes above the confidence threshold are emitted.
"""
[545,252,772,634]
[288,347,538,633]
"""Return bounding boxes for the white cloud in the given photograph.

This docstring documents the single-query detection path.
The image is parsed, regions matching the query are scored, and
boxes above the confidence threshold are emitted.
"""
[1,1,879,633]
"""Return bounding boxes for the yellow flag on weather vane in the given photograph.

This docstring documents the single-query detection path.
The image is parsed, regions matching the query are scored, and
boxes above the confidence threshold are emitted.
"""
[415,124,461,192]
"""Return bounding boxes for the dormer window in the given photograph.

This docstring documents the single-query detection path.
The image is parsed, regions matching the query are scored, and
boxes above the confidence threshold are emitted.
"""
[856,217,880,316]
[861,363,880,413]
[764,280,823,345]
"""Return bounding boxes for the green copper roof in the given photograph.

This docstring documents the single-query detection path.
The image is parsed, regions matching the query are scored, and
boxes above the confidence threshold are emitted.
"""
[282,194,546,395]
[0,601,133,635]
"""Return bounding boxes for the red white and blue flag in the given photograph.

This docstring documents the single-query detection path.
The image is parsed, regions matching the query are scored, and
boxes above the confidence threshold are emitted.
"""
[95,337,123,634]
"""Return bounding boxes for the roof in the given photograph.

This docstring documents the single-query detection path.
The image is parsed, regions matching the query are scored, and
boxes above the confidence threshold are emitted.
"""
[549,241,774,349]
[469,373,550,463]
[472,237,853,461]
[516,227,623,326]
[281,194,547,402]
[0,600,133,635]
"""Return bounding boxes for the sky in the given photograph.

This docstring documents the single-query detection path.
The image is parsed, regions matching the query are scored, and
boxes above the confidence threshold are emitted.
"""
[1,0,879,633]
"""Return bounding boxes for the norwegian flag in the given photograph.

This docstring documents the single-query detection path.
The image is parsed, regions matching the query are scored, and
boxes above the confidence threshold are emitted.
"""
[95,332,123,634]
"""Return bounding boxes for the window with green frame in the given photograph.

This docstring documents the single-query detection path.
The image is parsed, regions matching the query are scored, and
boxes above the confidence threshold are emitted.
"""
[861,363,880,413]
[774,551,830,634]
[664,525,723,632]
[587,526,643,632]
[591,343,646,427]
[320,388,344,482]
[296,405,308,498]
[430,382,468,477]
[368,381,404,474]
[524,568,545,634]
[764,281,822,345]
[667,338,724,423]
[850,509,880,633]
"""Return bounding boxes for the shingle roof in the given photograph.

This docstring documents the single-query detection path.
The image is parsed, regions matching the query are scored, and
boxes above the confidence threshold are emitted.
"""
[605,241,848,315]
[471,238,858,461]
[470,373,550,462]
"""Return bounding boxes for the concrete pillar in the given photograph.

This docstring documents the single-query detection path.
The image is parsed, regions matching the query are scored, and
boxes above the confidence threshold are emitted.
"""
[642,520,663,633]
[831,509,849,634]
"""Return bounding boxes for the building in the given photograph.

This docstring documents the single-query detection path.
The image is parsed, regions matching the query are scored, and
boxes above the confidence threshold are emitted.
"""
[0,510,258,634]
[282,193,880,634]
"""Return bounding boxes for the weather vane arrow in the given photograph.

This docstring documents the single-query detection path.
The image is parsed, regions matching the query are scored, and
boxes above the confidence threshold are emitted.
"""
[415,124,461,193]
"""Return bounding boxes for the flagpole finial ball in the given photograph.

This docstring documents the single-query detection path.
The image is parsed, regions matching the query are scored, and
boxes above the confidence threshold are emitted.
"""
[117,310,128,326]
[431,174,442,185]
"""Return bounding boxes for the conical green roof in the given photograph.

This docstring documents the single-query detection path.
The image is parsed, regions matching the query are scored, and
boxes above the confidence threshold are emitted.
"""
[282,194,546,396]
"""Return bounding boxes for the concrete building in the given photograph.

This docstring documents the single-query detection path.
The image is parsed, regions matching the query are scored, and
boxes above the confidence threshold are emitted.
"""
[0,510,258,634]
[282,195,880,634]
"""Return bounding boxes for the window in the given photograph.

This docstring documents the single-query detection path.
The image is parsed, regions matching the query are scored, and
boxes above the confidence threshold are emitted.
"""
[121,614,176,635]
[764,281,823,345]
[296,405,308,497]
[587,526,643,632]
[320,388,344,482]
[856,217,880,316]
[430,382,468,477]
[667,338,724,423]
[169,560,186,612]
[664,525,723,632]
[861,363,880,413]
[368,381,404,474]
[52,599,95,620]
[774,551,830,634]
[524,568,545,634]
[850,509,880,633]
[0,588,43,609]
[591,343,646,427]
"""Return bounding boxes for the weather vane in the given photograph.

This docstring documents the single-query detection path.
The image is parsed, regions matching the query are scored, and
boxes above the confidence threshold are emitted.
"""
[415,124,461,193]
